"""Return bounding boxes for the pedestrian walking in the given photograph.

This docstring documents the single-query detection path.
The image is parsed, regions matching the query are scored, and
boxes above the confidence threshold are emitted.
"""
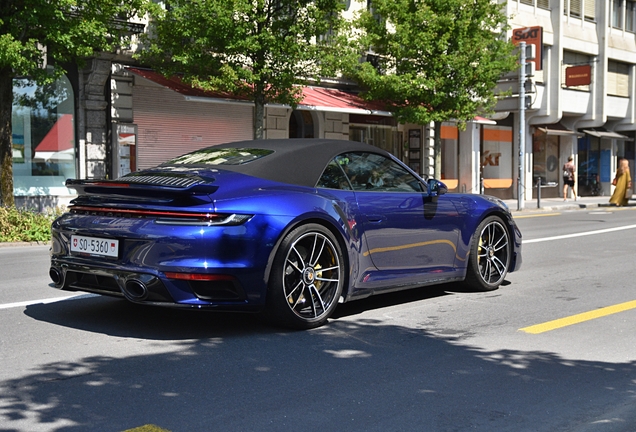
[562,156,577,201]
[609,158,632,206]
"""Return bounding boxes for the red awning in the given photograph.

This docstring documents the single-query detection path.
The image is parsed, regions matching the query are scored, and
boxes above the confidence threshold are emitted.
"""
[296,86,391,116]
[473,116,497,125]
[126,67,392,116]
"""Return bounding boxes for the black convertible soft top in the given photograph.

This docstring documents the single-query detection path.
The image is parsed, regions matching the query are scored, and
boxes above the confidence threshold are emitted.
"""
[161,138,393,188]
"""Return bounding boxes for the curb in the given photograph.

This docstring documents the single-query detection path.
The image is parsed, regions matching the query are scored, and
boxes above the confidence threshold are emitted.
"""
[0,241,50,248]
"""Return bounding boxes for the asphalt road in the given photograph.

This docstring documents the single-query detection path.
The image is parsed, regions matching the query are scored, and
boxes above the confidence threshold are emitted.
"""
[1,207,635,432]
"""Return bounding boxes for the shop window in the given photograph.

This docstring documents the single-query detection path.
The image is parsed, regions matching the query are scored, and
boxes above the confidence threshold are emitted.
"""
[532,131,559,185]
[440,122,458,190]
[577,135,601,196]
[12,74,76,197]
[349,114,399,157]
[481,126,514,198]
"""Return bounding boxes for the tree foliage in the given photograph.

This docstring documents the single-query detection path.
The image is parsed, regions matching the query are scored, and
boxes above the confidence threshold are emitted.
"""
[138,0,347,139]
[0,0,147,206]
[348,0,517,127]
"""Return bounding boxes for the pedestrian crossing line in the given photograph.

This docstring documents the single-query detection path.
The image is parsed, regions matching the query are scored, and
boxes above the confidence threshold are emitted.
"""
[520,300,636,334]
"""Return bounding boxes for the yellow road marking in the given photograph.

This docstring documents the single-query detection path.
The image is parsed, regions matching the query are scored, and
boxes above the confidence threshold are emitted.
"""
[124,425,171,432]
[514,212,561,219]
[520,300,636,334]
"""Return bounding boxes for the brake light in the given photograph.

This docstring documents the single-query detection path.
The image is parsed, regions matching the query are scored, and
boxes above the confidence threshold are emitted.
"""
[164,273,236,281]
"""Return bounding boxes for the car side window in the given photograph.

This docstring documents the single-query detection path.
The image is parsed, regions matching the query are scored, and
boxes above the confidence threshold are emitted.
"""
[339,152,424,192]
[316,160,353,190]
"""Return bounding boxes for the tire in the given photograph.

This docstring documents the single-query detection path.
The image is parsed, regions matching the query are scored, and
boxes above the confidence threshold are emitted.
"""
[463,216,511,291]
[266,224,345,330]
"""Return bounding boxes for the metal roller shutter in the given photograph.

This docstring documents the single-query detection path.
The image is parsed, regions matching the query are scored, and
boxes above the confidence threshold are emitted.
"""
[132,76,254,170]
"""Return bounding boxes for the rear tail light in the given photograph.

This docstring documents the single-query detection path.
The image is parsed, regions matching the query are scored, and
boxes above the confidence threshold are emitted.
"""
[69,205,251,226]
[164,273,235,281]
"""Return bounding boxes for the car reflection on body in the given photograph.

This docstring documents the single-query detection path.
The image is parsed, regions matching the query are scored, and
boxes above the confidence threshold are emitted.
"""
[50,139,522,329]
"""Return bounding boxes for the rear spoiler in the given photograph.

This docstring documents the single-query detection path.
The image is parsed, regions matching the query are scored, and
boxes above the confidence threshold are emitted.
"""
[65,176,218,203]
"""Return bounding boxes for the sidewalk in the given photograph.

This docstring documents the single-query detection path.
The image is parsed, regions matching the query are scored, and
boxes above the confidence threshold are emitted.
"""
[503,195,635,213]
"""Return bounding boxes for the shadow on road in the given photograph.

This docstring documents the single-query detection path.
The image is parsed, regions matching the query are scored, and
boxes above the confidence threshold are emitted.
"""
[1,290,634,432]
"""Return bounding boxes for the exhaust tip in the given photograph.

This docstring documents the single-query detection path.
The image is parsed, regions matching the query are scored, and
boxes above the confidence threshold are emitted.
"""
[49,267,63,287]
[124,279,148,300]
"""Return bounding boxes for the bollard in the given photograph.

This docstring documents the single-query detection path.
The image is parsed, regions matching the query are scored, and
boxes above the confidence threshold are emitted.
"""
[536,178,541,209]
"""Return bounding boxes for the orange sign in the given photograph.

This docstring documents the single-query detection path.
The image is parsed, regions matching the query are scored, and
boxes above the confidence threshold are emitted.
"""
[512,26,543,70]
[565,64,591,87]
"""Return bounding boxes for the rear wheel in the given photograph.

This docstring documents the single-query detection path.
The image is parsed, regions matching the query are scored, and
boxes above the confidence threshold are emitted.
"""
[266,224,345,330]
[463,216,511,291]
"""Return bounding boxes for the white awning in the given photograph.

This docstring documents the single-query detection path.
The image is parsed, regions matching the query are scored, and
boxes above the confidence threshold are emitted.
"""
[535,123,583,136]
[583,129,632,140]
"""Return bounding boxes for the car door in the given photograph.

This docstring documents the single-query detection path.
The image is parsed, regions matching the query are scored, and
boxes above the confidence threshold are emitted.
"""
[340,152,461,273]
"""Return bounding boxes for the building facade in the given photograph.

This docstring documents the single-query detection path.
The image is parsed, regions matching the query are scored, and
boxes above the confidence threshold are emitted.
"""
[494,0,636,200]
[9,0,636,208]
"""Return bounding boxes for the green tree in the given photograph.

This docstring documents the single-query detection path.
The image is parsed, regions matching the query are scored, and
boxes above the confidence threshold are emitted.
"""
[139,0,347,139]
[0,0,147,207]
[348,0,517,176]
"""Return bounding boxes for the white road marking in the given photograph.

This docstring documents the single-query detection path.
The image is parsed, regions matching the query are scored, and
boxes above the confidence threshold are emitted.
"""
[525,224,636,244]
[0,294,92,310]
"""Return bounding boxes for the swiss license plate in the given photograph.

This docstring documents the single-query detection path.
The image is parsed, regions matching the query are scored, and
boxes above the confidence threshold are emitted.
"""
[70,235,119,258]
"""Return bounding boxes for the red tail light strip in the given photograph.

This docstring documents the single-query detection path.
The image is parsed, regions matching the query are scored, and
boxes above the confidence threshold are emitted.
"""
[69,205,217,219]
[164,272,236,281]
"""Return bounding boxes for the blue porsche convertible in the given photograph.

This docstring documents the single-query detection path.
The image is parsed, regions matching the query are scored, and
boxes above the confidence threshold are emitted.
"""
[50,139,522,329]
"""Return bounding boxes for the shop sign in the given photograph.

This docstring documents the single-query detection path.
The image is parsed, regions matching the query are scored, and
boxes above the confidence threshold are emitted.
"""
[512,26,543,70]
[565,65,591,87]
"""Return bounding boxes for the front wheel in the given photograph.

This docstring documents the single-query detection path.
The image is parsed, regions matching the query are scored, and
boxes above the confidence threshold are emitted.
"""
[266,224,345,330]
[463,216,511,291]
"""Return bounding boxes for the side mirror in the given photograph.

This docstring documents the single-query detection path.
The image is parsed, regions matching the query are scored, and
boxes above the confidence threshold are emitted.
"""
[427,179,448,197]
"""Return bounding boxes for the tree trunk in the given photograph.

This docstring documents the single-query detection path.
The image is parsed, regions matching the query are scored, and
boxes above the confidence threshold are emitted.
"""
[253,93,265,140]
[0,69,15,207]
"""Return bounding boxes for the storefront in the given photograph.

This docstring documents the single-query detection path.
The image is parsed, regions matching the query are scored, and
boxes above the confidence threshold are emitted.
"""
[11,74,77,209]
[530,123,581,199]
[440,122,459,191]
[577,130,634,197]
[481,125,514,200]
[349,114,400,159]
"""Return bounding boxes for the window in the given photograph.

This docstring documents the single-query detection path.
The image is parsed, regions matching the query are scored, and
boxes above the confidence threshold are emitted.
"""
[164,148,273,165]
[565,0,595,20]
[562,51,591,91]
[331,152,424,192]
[613,0,624,28]
[569,0,581,17]
[521,0,550,9]
[316,160,353,190]
[607,60,630,97]
[349,115,399,156]
[12,74,77,197]
[627,0,636,31]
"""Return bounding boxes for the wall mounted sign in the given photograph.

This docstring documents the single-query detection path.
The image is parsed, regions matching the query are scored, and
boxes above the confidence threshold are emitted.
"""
[512,26,543,70]
[565,64,592,87]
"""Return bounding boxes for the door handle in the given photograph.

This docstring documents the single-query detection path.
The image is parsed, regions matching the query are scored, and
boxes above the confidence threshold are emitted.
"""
[365,214,386,223]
